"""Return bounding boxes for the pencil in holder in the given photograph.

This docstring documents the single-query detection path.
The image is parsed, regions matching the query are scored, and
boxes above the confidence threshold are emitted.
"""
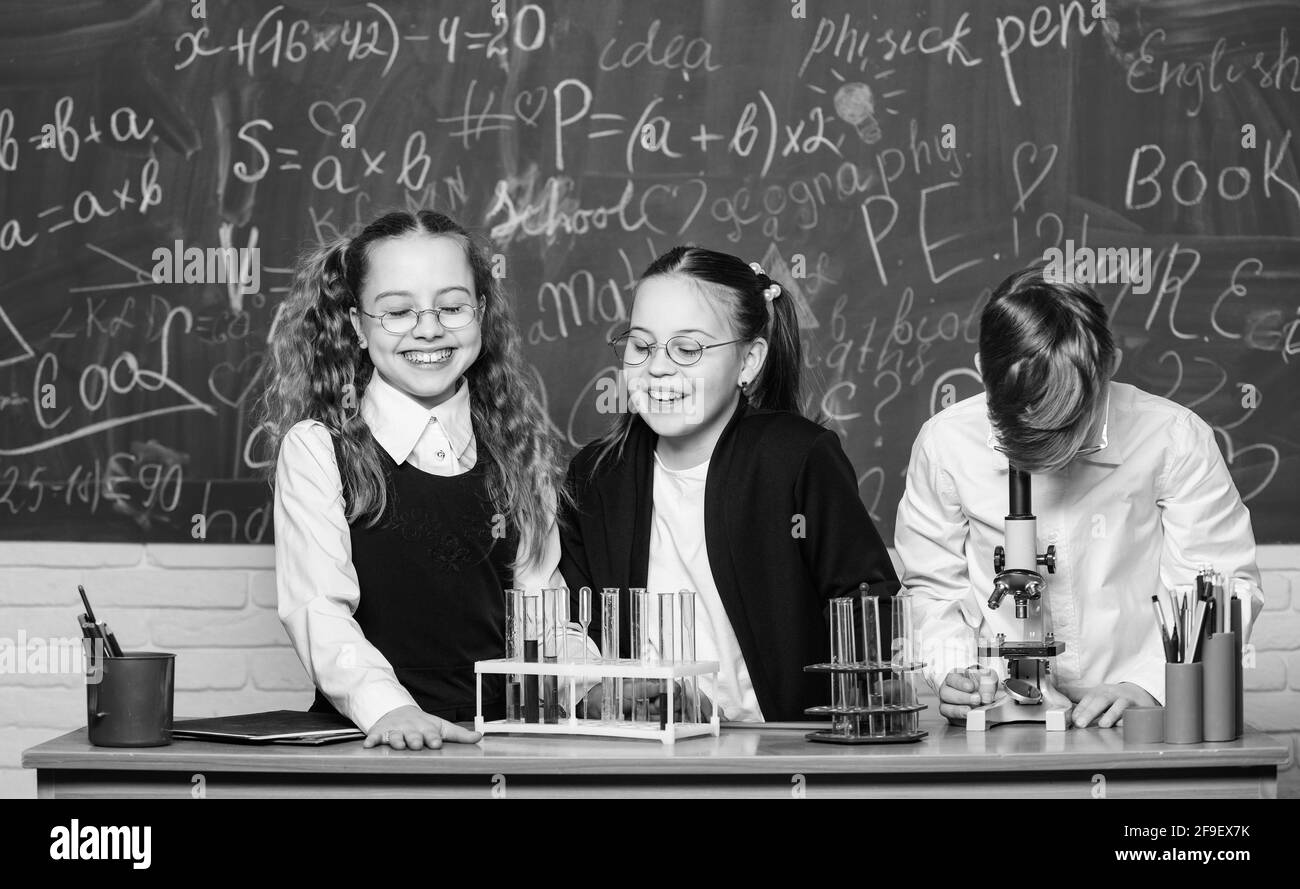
[1202,632,1237,742]
[1164,661,1203,744]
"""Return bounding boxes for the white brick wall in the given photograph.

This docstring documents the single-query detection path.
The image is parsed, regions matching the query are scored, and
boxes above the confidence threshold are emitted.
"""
[0,542,312,799]
[1,543,1297,798]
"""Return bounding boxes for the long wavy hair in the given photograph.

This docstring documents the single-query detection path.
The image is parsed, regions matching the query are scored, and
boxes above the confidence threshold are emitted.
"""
[260,210,564,569]
[590,245,804,472]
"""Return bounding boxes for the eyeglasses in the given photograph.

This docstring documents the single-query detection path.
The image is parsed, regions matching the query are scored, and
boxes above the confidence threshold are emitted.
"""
[988,389,1112,458]
[610,333,747,367]
[359,303,482,334]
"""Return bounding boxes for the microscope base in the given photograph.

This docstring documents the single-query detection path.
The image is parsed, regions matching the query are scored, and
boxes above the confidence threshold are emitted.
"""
[967,698,1072,732]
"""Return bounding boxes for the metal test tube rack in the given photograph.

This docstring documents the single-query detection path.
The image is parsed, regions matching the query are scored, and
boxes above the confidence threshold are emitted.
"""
[803,588,928,744]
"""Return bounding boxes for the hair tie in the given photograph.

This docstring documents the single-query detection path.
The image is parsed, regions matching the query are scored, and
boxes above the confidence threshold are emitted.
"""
[748,261,780,302]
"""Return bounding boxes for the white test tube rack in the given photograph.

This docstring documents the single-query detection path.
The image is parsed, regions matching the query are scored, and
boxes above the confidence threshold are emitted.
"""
[474,657,722,745]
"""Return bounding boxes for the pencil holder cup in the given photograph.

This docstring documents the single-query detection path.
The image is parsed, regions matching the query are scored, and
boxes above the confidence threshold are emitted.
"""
[1122,706,1165,744]
[1163,661,1203,745]
[1202,633,1237,742]
[86,647,175,747]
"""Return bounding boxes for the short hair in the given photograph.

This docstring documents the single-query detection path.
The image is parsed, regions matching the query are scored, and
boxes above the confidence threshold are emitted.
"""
[978,264,1116,473]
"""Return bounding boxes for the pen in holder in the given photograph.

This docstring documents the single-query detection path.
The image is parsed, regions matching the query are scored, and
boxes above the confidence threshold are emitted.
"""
[1164,661,1203,744]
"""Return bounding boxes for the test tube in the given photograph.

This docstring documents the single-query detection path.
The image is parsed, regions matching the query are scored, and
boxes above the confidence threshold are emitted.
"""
[679,590,698,724]
[829,597,859,738]
[630,588,651,722]
[576,587,592,718]
[504,588,523,722]
[541,588,568,723]
[891,590,915,668]
[977,632,1000,705]
[891,591,920,735]
[858,588,885,736]
[895,667,921,735]
[600,588,620,723]
[657,592,676,727]
[522,592,540,723]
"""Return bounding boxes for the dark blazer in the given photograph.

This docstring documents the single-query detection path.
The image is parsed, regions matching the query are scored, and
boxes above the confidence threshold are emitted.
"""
[559,400,900,721]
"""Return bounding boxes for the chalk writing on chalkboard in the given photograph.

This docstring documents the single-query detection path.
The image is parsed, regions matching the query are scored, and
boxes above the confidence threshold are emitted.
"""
[1,0,1296,543]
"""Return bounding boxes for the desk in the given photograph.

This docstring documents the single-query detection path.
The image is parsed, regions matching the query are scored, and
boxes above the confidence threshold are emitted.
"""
[23,714,1287,798]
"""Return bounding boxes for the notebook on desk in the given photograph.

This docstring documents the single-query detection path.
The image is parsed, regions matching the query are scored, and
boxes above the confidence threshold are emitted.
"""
[171,710,365,745]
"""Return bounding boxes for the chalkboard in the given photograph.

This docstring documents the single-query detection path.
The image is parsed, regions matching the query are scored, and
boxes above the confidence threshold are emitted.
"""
[1,0,1296,544]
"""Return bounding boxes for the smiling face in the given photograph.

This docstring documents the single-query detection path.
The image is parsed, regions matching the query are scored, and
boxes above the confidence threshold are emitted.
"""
[349,234,482,410]
[623,274,766,467]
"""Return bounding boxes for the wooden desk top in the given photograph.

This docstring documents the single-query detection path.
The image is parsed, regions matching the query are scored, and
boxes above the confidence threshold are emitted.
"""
[22,713,1290,777]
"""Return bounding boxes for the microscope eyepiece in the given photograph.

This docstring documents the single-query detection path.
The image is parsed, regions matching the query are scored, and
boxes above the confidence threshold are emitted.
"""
[988,581,1010,610]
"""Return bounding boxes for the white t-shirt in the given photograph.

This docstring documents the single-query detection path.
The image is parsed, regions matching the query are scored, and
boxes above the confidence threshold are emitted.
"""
[647,451,765,722]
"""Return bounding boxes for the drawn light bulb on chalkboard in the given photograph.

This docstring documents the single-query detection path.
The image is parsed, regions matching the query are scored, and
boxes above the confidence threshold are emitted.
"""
[833,82,881,144]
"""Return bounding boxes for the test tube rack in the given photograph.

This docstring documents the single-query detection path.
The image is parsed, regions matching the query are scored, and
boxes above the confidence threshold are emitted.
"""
[802,660,930,745]
[473,657,722,745]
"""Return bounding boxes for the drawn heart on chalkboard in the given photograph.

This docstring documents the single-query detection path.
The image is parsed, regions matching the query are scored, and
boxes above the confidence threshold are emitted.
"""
[1011,141,1058,212]
[513,88,547,127]
[1216,432,1279,503]
[308,98,367,137]
[207,353,264,410]
[644,179,708,238]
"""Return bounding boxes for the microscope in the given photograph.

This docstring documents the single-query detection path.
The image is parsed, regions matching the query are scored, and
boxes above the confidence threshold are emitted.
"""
[966,467,1073,731]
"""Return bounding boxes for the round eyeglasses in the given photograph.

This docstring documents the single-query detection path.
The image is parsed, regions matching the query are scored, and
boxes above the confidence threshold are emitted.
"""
[359,303,482,335]
[609,333,747,367]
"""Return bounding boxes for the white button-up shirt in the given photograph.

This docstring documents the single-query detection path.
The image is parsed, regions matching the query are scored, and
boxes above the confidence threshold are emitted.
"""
[364,369,478,475]
[895,382,1263,705]
[274,374,575,731]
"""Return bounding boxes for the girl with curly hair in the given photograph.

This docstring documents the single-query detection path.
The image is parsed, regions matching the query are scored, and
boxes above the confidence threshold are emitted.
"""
[262,210,572,749]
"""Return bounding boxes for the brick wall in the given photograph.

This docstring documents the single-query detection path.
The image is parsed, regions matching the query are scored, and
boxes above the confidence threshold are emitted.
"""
[0,543,313,799]
[1,543,1296,798]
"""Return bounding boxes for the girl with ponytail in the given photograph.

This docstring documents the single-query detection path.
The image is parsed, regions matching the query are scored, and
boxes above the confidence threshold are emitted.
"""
[559,246,899,722]
[262,210,582,749]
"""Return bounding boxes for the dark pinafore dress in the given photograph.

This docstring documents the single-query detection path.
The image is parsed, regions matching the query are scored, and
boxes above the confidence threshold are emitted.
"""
[310,438,516,724]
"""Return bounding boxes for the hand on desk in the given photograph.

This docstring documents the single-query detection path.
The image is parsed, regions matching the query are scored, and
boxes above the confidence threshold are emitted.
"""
[1059,682,1158,729]
[938,666,1005,725]
[582,680,714,721]
[363,705,483,750]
